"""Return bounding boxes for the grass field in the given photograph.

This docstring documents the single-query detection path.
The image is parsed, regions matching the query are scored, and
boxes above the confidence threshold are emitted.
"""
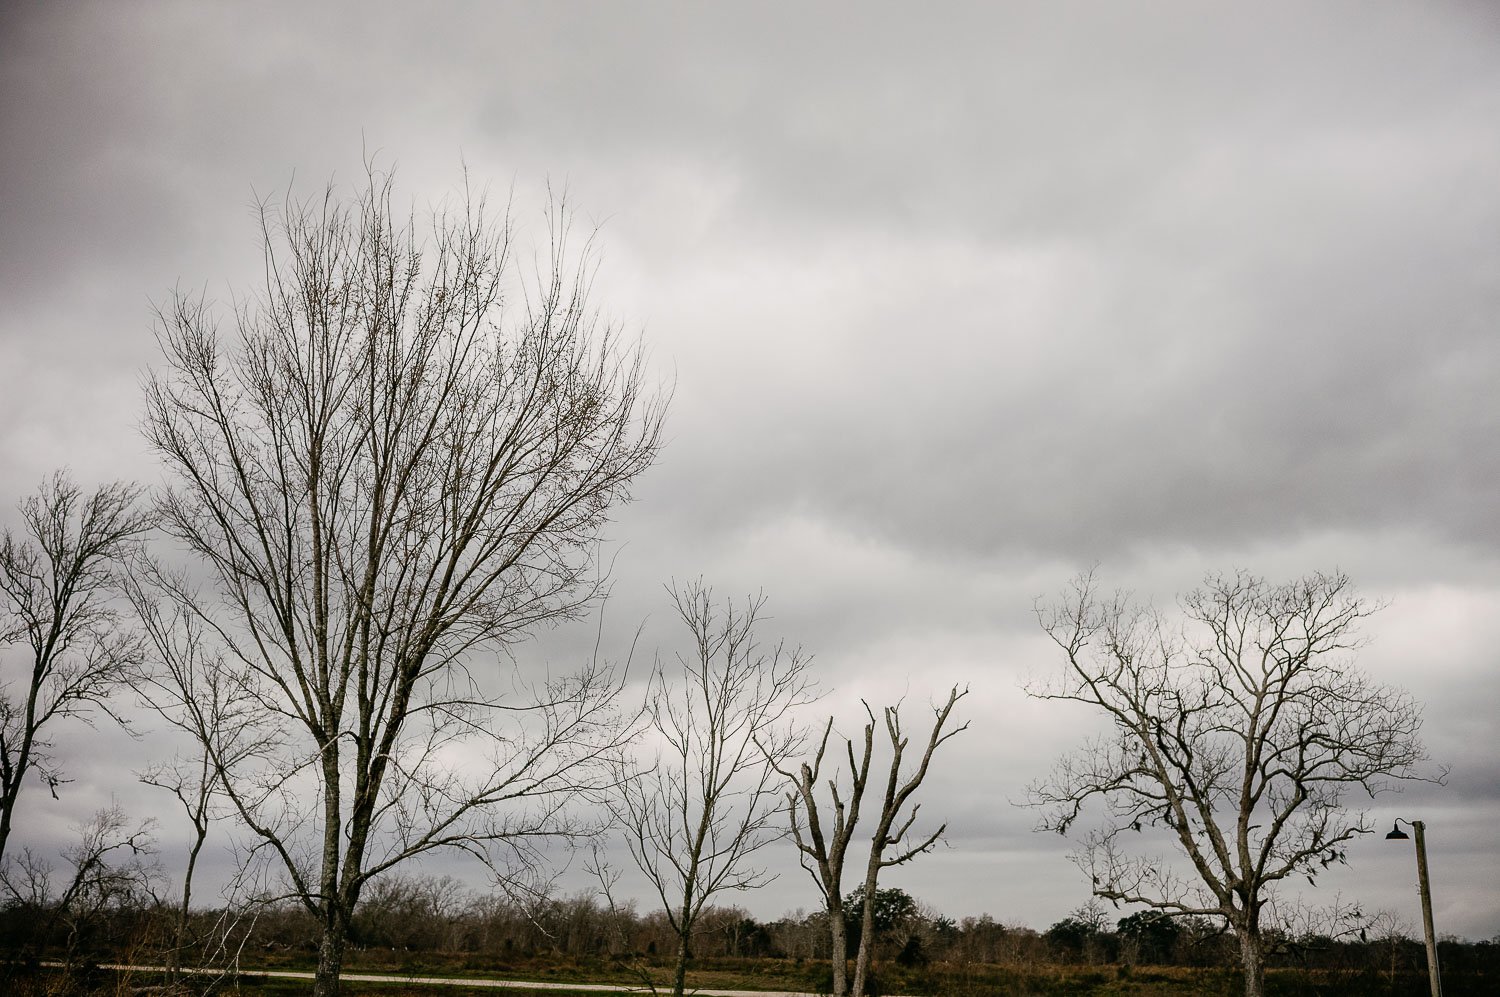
[5,958,1466,997]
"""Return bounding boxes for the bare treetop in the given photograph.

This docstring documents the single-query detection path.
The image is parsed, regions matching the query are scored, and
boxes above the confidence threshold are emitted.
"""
[0,473,152,865]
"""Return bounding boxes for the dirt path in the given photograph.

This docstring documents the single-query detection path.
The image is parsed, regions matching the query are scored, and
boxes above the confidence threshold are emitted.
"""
[87,962,828,996]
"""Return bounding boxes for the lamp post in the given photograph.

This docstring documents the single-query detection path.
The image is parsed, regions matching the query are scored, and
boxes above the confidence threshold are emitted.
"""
[1386,819,1441,997]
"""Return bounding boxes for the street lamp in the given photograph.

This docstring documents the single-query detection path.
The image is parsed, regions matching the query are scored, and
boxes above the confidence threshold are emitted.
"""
[1386,819,1441,997]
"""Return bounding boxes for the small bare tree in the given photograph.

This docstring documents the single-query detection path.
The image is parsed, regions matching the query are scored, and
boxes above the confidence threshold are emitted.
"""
[1,802,158,972]
[849,688,967,997]
[779,686,967,997]
[777,716,870,997]
[0,473,151,865]
[609,582,813,997]
[1029,570,1436,997]
[50,804,159,970]
[127,567,273,980]
[142,164,666,997]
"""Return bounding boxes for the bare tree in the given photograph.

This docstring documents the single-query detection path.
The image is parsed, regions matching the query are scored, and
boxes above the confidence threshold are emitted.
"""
[777,716,870,997]
[142,165,666,997]
[849,688,967,997]
[126,567,273,980]
[1,802,158,972]
[778,686,967,997]
[0,473,151,865]
[609,582,813,997]
[1029,570,1437,997]
[50,804,159,970]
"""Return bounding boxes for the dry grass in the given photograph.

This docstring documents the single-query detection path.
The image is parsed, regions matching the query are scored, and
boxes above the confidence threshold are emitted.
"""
[2,956,1468,996]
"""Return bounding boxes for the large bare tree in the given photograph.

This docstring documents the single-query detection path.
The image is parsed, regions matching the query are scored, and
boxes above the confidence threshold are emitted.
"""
[779,687,967,997]
[0,473,151,866]
[609,582,813,997]
[1029,570,1436,997]
[142,166,666,996]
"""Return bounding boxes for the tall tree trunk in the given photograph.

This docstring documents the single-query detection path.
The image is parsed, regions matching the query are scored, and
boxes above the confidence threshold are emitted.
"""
[1238,926,1265,997]
[313,738,346,997]
[828,908,849,997]
[168,828,204,982]
[669,857,699,997]
[670,933,691,997]
[0,705,39,866]
[314,915,346,997]
[0,794,13,882]
[850,858,882,997]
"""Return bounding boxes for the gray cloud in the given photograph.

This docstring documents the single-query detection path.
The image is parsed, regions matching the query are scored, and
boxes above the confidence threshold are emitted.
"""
[2,0,1497,939]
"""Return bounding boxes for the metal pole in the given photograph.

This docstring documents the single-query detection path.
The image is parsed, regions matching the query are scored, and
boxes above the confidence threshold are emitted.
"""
[1412,820,1442,997]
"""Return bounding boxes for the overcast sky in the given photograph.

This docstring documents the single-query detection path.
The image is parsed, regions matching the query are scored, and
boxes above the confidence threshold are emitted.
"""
[2,2,1497,940]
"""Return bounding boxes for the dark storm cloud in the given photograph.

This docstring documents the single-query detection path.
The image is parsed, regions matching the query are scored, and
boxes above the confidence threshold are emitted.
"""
[321,0,1500,567]
[1,6,211,307]
[583,3,1500,561]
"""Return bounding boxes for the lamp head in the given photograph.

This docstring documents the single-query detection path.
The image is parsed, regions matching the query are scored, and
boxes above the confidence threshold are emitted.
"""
[1385,822,1410,840]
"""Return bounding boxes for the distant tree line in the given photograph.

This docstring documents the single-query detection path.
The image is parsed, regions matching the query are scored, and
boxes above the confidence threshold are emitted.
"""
[2,876,1497,993]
